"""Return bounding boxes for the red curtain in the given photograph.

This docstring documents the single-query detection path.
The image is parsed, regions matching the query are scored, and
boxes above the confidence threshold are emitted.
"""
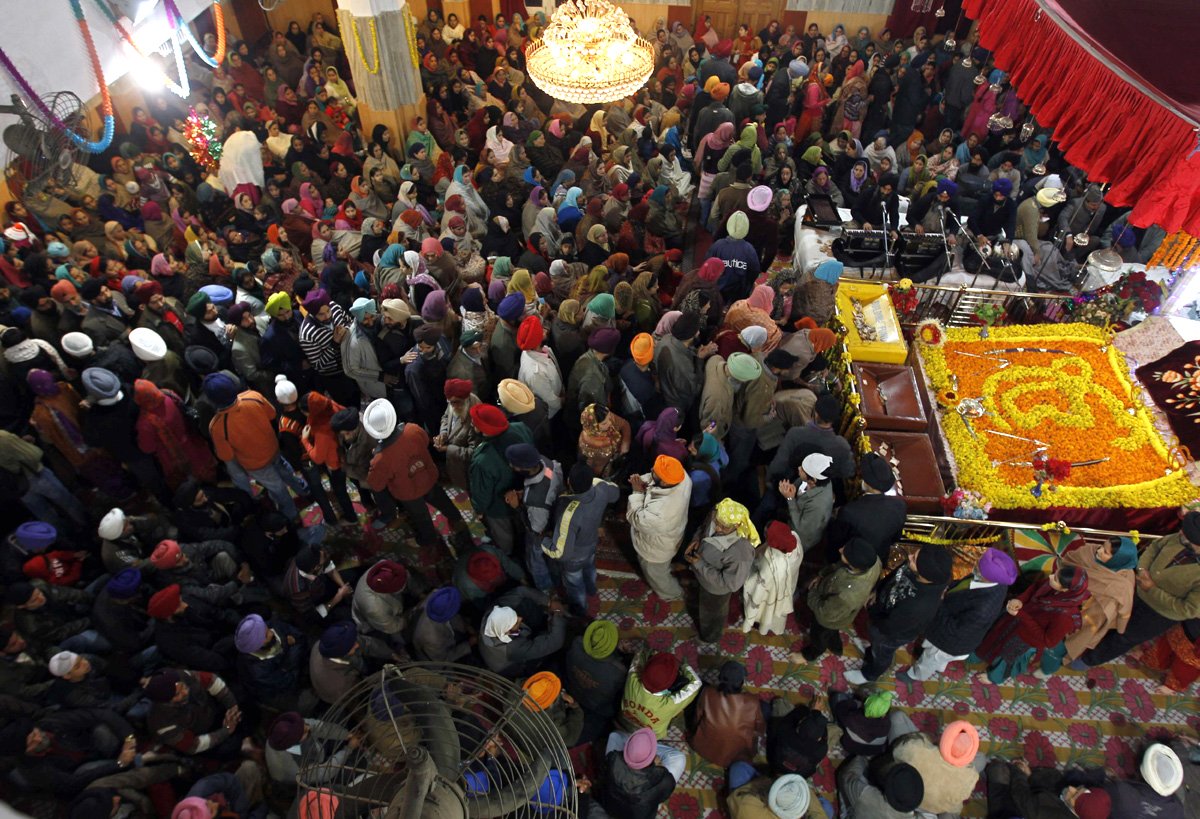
[964,0,1200,234]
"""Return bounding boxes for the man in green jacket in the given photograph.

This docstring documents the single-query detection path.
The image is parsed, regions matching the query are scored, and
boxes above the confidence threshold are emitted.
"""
[618,650,702,739]
[793,538,881,664]
[1079,513,1200,667]
[468,404,532,555]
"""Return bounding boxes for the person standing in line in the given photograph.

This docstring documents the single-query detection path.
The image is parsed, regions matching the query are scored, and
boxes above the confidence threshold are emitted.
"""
[686,498,758,644]
[627,455,693,602]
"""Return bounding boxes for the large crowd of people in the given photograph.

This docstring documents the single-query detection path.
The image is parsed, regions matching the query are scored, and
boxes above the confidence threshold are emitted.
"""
[0,8,1193,819]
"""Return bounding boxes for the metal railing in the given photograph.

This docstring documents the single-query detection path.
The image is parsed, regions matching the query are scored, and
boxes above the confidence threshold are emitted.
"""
[902,514,1163,542]
[836,278,1079,331]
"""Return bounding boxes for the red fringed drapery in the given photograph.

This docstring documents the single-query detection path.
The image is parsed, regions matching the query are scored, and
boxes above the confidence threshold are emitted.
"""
[964,0,1200,234]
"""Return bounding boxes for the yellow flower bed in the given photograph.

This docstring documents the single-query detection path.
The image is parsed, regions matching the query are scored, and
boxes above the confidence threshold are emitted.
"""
[920,323,1196,509]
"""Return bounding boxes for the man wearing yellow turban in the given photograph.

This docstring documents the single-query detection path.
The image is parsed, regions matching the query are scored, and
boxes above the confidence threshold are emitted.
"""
[685,498,759,643]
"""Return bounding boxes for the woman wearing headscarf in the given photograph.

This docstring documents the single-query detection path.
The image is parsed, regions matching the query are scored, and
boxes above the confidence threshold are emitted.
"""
[300,100,337,141]
[696,122,735,225]
[795,75,831,144]
[976,564,1090,683]
[133,378,218,490]
[578,403,631,478]
[579,223,611,269]
[556,187,584,233]
[636,406,689,464]
[1020,133,1050,175]
[532,207,563,251]
[1041,537,1137,675]
[364,142,402,191]
[718,125,762,175]
[323,66,356,114]
[646,185,683,249]
[585,110,612,159]
[722,284,782,352]
[445,165,491,239]
[550,297,586,378]
[525,130,564,182]
[686,498,759,643]
[863,132,897,175]
[484,126,514,167]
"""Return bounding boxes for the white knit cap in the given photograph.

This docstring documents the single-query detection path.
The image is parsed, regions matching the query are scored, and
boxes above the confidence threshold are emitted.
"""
[362,398,397,440]
[801,452,833,480]
[275,373,298,405]
[61,331,94,358]
[1142,743,1183,796]
[97,508,126,540]
[48,651,79,678]
[129,327,167,362]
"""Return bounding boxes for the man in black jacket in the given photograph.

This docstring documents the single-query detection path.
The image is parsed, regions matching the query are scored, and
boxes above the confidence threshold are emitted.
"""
[0,707,138,796]
[846,546,953,685]
[850,172,901,234]
[823,452,906,561]
[900,547,1017,683]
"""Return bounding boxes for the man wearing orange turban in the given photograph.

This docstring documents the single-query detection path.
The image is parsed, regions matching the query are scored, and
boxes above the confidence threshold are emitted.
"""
[628,455,693,601]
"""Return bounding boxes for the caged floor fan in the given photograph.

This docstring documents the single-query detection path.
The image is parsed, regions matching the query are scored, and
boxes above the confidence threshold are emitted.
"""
[0,91,89,198]
[299,662,579,819]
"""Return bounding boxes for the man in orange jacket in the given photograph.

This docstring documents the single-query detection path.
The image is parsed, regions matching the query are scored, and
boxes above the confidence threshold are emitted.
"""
[205,373,308,520]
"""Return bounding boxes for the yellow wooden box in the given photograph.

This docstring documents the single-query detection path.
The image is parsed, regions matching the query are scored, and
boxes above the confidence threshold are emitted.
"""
[835,280,908,364]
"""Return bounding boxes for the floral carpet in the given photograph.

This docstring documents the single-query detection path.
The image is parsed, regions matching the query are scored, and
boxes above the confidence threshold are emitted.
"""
[323,485,1196,818]
[591,565,1199,818]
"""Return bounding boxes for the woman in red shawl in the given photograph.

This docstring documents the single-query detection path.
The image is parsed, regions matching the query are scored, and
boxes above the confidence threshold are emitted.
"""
[299,391,357,524]
[976,565,1090,683]
[426,95,458,151]
[795,76,831,144]
[133,379,217,490]
[275,85,304,127]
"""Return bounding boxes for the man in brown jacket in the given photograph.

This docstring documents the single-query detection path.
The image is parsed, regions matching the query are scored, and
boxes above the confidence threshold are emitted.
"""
[205,373,307,520]
[361,398,473,551]
[690,660,765,768]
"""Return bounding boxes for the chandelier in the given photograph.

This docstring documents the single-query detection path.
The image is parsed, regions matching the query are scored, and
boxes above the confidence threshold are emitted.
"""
[525,0,655,104]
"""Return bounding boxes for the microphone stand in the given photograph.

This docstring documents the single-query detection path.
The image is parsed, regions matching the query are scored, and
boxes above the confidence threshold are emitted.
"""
[880,194,893,277]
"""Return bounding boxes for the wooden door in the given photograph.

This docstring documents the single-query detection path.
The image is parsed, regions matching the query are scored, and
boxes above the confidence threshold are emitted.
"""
[738,0,785,41]
[701,0,739,43]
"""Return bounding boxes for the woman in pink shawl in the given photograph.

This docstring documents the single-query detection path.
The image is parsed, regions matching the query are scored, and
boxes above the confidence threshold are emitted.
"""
[696,122,736,226]
[722,284,782,352]
[133,379,217,490]
[298,182,323,218]
[961,76,998,141]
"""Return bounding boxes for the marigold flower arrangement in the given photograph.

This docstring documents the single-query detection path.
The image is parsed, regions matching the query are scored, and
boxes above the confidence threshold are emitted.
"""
[914,318,945,347]
[919,323,1196,510]
[935,389,959,408]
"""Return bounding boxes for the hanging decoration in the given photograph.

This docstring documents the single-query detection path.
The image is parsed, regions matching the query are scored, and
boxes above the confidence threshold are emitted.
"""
[404,12,420,71]
[94,0,190,98]
[183,107,222,172]
[163,0,225,67]
[525,0,655,104]
[0,0,115,152]
[351,17,381,75]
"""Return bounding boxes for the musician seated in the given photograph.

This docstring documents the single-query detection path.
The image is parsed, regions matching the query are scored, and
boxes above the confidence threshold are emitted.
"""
[935,240,1026,292]
[906,179,961,236]
[805,166,845,209]
[848,172,900,235]
[967,178,1017,241]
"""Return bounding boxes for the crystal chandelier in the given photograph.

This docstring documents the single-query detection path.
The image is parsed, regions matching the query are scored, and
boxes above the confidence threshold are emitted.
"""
[525,0,655,104]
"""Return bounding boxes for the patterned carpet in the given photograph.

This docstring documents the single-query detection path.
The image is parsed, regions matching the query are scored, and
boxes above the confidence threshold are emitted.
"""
[323,485,1196,818]
[590,560,1198,818]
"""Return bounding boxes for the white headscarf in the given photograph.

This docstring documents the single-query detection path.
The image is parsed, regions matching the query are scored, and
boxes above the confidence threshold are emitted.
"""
[483,606,519,643]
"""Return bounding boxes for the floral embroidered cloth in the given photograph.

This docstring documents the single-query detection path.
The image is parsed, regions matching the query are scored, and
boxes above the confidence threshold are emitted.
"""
[1135,340,1200,460]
